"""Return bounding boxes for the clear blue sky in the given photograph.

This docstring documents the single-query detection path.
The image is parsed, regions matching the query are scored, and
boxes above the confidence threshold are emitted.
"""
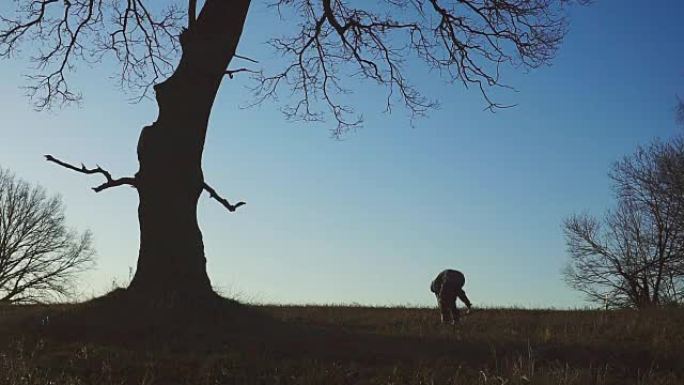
[1,1,683,308]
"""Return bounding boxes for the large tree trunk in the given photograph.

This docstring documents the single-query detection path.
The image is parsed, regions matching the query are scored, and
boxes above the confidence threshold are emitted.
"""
[127,0,251,303]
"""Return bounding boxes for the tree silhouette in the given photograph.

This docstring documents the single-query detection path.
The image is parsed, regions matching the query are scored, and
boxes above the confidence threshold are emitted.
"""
[564,138,684,308]
[1,0,586,304]
[0,167,94,304]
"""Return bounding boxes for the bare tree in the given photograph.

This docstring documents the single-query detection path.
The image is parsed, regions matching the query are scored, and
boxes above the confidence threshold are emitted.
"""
[0,167,94,304]
[1,0,587,304]
[654,135,684,302]
[564,139,684,308]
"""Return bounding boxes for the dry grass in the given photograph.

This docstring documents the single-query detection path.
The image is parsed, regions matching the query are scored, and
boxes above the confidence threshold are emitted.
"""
[0,301,682,384]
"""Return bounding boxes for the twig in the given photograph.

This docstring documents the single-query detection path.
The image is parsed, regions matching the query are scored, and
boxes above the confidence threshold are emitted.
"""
[233,54,259,64]
[45,155,136,192]
[225,67,256,79]
[203,182,245,212]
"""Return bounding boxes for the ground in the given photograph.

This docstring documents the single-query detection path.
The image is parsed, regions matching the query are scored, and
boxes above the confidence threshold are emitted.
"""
[0,297,682,384]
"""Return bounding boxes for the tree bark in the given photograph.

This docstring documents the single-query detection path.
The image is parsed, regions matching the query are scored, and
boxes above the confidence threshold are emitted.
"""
[127,0,251,303]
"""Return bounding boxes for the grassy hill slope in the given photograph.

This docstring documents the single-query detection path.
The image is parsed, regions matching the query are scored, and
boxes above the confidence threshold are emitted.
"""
[0,302,682,384]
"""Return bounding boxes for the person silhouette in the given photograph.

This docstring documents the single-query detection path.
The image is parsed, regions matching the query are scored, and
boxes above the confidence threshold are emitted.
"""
[430,269,472,324]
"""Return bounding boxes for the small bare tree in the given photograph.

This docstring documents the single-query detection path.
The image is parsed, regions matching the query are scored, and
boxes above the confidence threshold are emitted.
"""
[564,138,684,308]
[0,167,94,304]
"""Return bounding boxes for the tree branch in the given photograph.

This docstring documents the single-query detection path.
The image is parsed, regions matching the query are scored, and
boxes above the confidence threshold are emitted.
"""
[233,54,259,64]
[202,182,245,213]
[225,67,257,79]
[1,0,184,108]
[257,0,585,136]
[44,155,136,193]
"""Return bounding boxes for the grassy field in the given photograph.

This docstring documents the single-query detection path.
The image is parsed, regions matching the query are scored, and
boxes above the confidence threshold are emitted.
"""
[0,300,682,384]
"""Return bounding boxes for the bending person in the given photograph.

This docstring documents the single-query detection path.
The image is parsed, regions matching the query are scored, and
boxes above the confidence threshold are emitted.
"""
[430,269,472,324]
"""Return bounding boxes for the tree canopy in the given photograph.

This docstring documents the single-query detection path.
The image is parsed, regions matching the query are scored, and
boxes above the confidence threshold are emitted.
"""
[1,0,586,136]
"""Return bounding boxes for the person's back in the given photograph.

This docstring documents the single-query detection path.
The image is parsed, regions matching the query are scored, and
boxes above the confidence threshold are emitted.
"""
[430,269,472,324]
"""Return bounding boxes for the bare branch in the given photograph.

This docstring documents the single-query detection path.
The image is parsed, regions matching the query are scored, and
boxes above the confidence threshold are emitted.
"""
[256,0,583,136]
[234,54,259,64]
[1,0,184,108]
[2,0,586,130]
[225,67,257,79]
[44,155,136,193]
[202,182,245,213]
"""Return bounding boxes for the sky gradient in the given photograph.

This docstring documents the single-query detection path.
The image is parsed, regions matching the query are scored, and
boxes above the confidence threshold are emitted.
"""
[1,1,684,308]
